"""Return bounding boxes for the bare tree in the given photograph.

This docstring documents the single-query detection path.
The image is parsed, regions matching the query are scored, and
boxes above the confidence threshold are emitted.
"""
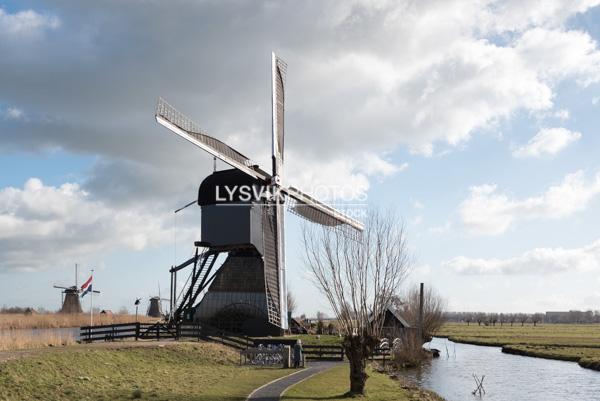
[397,284,446,340]
[518,313,529,326]
[316,311,325,334]
[287,289,297,316]
[303,210,410,395]
[465,312,473,326]
[532,313,544,326]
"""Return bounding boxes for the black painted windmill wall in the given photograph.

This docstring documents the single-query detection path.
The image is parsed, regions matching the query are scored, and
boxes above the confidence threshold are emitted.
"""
[155,53,364,336]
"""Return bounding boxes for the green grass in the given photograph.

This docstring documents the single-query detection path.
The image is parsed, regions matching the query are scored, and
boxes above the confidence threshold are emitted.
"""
[438,323,600,347]
[438,323,600,371]
[283,364,442,401]
[502,345,600,370]
[0,342,297,400]
[254,334,343,346]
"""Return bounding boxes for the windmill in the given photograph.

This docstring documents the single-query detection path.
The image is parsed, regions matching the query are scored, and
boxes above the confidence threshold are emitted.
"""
[156,52,364,336]
[53,264,100,314]
[147,284,169,318]
[54,285,83,314]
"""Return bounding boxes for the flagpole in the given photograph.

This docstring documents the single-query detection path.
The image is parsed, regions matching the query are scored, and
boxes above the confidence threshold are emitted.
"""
[90,269,94,327]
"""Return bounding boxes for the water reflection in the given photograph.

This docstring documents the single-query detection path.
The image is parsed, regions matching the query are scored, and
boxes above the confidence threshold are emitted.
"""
[402,337,599,401]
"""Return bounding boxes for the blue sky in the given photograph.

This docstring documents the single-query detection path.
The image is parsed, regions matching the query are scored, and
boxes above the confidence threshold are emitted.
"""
[1,1,600,316]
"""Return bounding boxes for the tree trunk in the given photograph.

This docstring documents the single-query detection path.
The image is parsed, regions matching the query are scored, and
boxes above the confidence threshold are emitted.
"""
[348,349,367,394]
[343,335,376,395]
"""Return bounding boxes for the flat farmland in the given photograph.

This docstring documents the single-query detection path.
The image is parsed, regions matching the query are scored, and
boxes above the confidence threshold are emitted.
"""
[437,323,600,370]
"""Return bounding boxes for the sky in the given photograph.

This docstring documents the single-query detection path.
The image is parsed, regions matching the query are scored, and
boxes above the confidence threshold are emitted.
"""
[1,0,600,316]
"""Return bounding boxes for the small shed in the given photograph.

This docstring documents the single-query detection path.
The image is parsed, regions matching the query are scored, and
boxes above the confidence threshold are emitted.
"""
[100,310,113,315]
[372,305,411,338]
[289,317,308,334]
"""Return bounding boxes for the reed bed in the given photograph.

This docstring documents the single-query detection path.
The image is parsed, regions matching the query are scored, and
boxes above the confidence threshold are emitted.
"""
[0,313,157,330]
[0,330,75,351]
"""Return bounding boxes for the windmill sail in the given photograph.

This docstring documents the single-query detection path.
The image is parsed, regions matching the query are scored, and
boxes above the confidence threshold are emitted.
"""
[283,186,364,233]
[155,97,270,181]
[271,53,286,179]
[271,53,288,330]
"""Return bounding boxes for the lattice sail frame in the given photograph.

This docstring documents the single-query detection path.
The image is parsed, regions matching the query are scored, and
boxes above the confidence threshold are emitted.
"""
[156,97,268,180]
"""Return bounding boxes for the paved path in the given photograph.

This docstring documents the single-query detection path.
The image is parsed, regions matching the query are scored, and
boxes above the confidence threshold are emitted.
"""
[247,361,342,401]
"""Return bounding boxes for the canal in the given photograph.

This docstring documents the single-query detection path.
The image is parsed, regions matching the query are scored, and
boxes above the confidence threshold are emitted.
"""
[403,337,599,401]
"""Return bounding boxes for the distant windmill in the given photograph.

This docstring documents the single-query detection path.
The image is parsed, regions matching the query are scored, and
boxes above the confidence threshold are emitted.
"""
[147,284,169,318]
[53,264,99,313]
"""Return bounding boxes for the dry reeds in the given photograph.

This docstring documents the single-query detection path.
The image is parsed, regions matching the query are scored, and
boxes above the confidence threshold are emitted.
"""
[0,313,157,330]
[0,329,76,351]
[391,329,429,368]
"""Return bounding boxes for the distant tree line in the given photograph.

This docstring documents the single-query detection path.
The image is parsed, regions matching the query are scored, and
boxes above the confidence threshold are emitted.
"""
[445,310,600,325]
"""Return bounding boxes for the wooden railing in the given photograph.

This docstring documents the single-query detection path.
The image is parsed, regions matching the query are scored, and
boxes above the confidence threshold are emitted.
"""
[79,322,253,350]
[302,345,345,361]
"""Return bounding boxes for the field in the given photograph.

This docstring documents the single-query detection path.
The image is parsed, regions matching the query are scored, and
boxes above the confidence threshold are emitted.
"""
[0,313,157,330]
[0,342,296,400]
[438,323,600,370]
[283,364,443,401]
[255,334,343,345]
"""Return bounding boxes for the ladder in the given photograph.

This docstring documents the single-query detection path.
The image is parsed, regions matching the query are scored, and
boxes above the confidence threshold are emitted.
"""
[170,249,220,323]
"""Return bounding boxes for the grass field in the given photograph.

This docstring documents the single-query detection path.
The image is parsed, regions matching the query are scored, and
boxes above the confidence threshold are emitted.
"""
[0,313,157,330]
[438,323,600,371]
[255,334,343,346]
[0,342,296,400]
[282,364,443,401]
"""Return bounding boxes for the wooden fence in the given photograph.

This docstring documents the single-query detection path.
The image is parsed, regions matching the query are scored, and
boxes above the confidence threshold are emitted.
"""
[302,345,345,361]
[79,322,253,349]
[80,323,401,362]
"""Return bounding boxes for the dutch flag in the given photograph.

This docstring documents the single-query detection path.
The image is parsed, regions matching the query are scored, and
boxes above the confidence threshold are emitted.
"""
[80,275,93,298]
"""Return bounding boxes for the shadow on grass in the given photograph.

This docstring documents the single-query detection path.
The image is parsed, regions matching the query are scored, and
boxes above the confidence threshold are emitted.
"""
[280,391,362,400]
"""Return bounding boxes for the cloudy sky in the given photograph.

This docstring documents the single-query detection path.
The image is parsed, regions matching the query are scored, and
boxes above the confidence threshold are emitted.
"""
[1,0,600,315]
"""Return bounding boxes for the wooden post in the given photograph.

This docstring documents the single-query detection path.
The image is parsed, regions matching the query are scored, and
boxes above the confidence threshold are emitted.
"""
[418,282,424,343]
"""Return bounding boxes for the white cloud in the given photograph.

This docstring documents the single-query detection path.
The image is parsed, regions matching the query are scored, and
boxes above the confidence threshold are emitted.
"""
[411,200,424,210]
[410,215,423,226]
[444,238,600,275]
[593,97,600,105]
[554,109,570,120]
[0,178,187,271]
[429,221,452,235]
[515,27,600,85]
[358,153,407,176]
[460,170,600,235]
[285,151,406,203]
[0,8,60,38]
[3,107,25,120]
[513,127,581,158]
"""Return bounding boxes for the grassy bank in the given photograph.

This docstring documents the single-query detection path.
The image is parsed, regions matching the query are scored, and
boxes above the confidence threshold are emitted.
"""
[502,345,600,371]
[0,342,296,400]
[283,364,443,401]
[0,313,157,330]
[438,323,600,371]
